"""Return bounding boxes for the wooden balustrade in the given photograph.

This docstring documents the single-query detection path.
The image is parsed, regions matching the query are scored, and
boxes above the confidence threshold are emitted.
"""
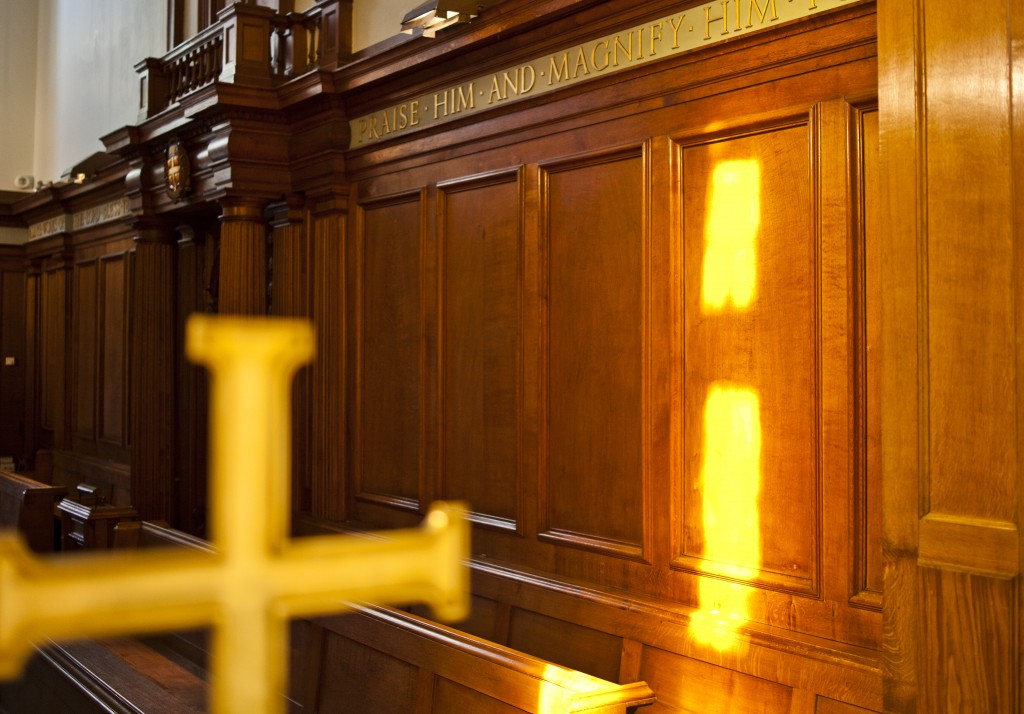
[135,0,347,120]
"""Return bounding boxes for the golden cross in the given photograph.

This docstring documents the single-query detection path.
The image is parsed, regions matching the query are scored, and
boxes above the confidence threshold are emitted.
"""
[0,315,469,713]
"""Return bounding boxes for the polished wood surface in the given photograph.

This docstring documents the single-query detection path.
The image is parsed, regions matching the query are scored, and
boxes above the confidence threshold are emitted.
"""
[878,0,1024,710]
[3,0,1020,709]
[0,470,64,553]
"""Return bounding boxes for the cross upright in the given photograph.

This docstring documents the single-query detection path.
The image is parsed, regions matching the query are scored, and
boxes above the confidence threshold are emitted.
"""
[0,315,470,714]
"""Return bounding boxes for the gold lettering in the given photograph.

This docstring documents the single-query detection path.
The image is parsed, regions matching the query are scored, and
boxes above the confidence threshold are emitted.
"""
[704,5,728,39]
[502,71,517,98]
[369,115,380,139]
[612,32,633,66]
[667,14,685,48]
[649,21,664,55]
[410,100,421,126]
[434,90,449,118]
[592,39,611,71]
[457,83,476,112]
[381,109,392,135]
[519,67,536,94]
[585,43,598,73]
[358,118,369,141]
[549,51,570,84]
[808,0,817,7]
[736,0,742,31]
[398,104,408,130]
[747,0,778,26]
[488,74,503,103]
[636,28,645,59]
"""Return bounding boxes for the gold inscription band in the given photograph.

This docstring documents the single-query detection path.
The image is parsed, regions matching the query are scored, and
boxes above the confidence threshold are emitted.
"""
[349,0,866,148]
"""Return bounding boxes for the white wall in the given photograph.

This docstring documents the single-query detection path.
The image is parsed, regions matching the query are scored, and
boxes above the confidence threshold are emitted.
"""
[32,0,166,183]
[353,0,410,52]
[0,0,39,192]
[1,0,407,192]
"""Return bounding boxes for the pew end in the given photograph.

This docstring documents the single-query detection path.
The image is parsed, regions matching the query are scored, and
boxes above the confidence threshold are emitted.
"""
[0,469,66,553]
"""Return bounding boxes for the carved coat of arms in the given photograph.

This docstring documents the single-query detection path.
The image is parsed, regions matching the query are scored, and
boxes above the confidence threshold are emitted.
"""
[166,138,191,200]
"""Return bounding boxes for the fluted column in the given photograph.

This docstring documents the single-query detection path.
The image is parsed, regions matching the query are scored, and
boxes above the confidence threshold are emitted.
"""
[269,197,312,513]
[309,192,347,521]
[218,198,268,315]
[130,226,176,522]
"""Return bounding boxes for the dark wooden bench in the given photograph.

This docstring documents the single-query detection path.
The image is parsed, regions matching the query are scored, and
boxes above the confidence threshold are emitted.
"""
[0,469,66,553]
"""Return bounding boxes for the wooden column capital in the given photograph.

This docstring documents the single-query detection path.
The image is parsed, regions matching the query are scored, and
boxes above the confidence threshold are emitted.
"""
[268,195,307,229]
[217,197,269,316]
[219,198,268,224]
[307,190,349,218]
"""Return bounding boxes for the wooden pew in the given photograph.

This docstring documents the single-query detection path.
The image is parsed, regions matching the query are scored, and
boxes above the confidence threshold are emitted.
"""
[0,469,66,553]
[3,519,655,713]
[308,606,656,713]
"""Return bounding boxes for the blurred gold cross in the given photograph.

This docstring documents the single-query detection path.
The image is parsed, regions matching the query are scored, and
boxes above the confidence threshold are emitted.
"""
[0,315,469,713]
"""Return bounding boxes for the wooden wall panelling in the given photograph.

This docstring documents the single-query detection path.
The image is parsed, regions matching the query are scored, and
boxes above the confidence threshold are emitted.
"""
[40,255,72,452]
[850,103,882,609]
[23,267,39,467]
[639,644,794,713]
[506,607,622,683]
[879,0,1023,710]
[270,198,313,516]
[538,143,650,563]
[354,189,428,519]
[310,193,347,522]
[130,230,175,521]
[0,257,26,461]
[175,224,214,535]
[675,119,818,598]
[72,259,98,443]
[436,168,524,533]
[98,254,129,447]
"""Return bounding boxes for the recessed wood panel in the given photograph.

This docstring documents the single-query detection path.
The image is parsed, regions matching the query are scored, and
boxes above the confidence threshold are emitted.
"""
[359,194,424,508]
[100,255,127,445]
[316,633,419,714]
[74,261,98,440]
[439,171,521,530]
[677,125,817,595]
[542,148,646,557]
[433,678,524,714]
[639,644,793,713]
[0,270,26,458]
[507,608,622,683]
[40,270,65,434]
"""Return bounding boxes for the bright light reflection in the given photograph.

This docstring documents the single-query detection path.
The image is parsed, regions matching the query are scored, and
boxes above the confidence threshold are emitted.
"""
[701,160,760,311]
[535,664,604,713]
[693,383,761,651]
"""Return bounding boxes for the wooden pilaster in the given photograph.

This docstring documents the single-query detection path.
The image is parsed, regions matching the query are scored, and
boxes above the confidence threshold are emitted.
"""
[130,226,176,523]
[879,0,1024,710]
[218,198,268,316]
[270,197,312,514]
[309,193,346,521]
